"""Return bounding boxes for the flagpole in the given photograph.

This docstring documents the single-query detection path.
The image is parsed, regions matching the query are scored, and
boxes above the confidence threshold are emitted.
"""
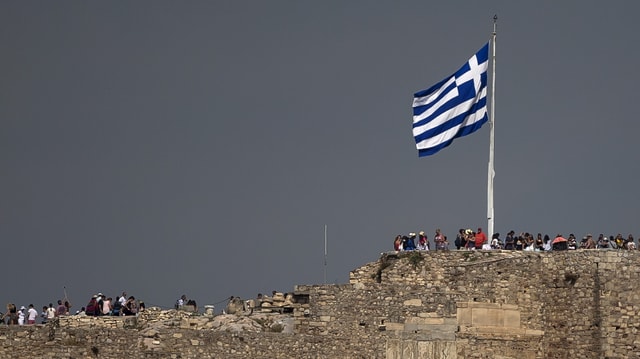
[487,15,497,239]
[323,224,327,284]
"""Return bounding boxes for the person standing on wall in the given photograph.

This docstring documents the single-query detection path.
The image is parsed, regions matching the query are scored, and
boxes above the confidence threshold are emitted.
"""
[26,304,38,325]
[474,228,487,250]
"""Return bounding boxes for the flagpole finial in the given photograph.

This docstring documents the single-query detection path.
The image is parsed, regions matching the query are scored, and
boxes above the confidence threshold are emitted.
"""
[493,14,498,34]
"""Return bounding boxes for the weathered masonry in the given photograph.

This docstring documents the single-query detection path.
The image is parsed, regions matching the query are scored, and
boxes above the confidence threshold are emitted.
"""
[1,250,638,358]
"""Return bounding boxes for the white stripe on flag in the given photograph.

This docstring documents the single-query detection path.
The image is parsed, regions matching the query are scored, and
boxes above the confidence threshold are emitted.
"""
[412,76,456,108]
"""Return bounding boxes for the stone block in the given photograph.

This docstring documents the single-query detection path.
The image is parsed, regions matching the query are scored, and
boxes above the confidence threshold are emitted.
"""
[403,298,422,306]
[417,312,440,318]
[417,340,456,358]
[471,308,504,327]
[475,326,518,335]
[423,318,445,325]
[385,322,404,331]
[403,323,426,332]
[525,329,544,336]
[431,324,458,333]
[503,309,521,328]
[428,330,456,341]
[457,307,472,326]
[386,339,401,359]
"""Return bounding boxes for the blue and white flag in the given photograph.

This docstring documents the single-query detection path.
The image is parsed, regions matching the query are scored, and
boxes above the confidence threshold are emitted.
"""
[412,43,489,157]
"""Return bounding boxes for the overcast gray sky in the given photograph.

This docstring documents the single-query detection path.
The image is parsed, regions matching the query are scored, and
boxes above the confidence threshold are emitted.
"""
[2,1,640,311]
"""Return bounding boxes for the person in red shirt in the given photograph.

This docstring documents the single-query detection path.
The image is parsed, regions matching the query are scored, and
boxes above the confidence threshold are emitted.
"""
[474,227,487,249]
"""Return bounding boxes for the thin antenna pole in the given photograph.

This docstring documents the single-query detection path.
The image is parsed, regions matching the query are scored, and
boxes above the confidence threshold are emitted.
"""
[487,15,497,239]
[324,224,327,284]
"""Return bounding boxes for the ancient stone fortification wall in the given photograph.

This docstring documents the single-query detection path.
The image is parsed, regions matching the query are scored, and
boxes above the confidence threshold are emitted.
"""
[1,250,639,358]
[343,250,640,358]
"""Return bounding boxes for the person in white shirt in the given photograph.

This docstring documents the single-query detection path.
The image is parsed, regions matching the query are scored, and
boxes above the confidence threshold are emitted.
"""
[176,294,187,309]
[18,306,25,325]
[46,303,56,321]
[118,292,127,307]
[27,304,38,324]
[417,232,429,251]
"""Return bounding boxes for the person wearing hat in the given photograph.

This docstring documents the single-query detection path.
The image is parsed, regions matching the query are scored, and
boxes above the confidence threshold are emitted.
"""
[597,234,609,249]
[404,233,417,251]
[417,231,429,251]
[95,294,104,316]
[17,306,25,325]
[465,230,476,250]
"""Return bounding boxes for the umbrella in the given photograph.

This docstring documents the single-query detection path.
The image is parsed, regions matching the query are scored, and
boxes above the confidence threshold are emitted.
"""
[552,236,567,244]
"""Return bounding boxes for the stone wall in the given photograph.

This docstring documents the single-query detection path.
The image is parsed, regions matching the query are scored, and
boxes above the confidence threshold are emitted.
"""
[1,250,639,358]
[345,250,640,358]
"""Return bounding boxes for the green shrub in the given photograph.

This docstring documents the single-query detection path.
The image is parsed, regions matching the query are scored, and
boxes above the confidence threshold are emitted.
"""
[407,251,423,269]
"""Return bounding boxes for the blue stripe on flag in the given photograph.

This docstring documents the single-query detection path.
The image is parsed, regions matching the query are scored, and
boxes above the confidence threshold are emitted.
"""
[412,43,489,157]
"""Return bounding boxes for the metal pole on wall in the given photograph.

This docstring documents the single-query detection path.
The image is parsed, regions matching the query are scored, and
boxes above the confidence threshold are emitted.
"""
[324,225,327,284]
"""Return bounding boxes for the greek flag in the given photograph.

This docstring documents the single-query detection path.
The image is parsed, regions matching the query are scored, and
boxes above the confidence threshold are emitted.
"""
[412,43,489,157]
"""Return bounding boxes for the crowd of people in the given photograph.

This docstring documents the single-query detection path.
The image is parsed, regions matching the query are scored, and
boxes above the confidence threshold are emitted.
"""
[393,227,640,252]
[1,291,144,326]
[393,229,449,251]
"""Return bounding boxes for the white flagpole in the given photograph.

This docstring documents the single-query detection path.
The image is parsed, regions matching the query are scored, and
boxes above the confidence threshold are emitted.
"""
[487,15,497,239]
